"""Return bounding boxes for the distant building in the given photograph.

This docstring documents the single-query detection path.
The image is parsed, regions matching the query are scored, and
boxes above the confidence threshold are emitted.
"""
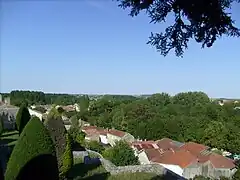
[107,129,135,146]
[4,97,11,105]
[0,106,19,130]
[28,108,43,121]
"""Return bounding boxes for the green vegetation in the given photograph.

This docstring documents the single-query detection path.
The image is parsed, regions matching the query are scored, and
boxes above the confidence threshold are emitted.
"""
[69,157,162,180]
[16,104,31,135]
[117,0,240,57]
[47,107,62,120]
[4,116,58,180]
[68,157,107,180]
[79,95,90,112]
[8,90,137,107]
[0,117,4,135]
[85,141,105,154]
[0,131,19,146]
[44,115,73,179]
[9,90,91,106]
[103,141,139,166]
[7,90,240,154]
[87,92,240,154]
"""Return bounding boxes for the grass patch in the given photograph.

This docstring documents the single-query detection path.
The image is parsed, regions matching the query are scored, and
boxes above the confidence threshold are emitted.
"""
[68,157,164,180]
[0,130,18,146]
[68,157,108,180]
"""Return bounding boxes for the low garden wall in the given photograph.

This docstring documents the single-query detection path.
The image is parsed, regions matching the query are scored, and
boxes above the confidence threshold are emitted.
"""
[73,150,166,176]
[100,158,166,175]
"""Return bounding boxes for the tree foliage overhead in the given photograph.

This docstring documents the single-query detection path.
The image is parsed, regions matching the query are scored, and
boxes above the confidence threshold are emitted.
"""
[4,116,58,180]
[116,0,240,56]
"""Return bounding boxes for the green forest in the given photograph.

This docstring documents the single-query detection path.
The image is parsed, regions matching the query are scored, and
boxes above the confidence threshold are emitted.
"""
[5,90,240,154]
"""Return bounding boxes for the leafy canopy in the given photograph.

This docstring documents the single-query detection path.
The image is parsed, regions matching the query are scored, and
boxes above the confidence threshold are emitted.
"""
[116,0,240,57]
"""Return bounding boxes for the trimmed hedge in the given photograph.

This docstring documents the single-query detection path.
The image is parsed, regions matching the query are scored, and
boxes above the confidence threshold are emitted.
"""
[5,116,58,180]
[16,104,31,135]
[45,116,73,179]
[60,133,73,178]
[0,117,4,135]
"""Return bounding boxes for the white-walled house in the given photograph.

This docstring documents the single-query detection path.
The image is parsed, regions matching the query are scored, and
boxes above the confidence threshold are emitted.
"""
[107,129,135,147]
[82,126,109,144]
[28,108,43,121]
[98,130,108,144]
[137,148,197,177]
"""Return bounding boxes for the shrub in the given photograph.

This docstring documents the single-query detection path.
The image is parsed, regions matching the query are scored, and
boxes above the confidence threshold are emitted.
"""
[4,116,58,180]
[68,127,85,144]
[103,140,139,166]
[44,116,73,179]
[16,104,31,135]
[85,141,105,154]
[60,133,73,178]
[47,107,61,120]
[233,168,240,180]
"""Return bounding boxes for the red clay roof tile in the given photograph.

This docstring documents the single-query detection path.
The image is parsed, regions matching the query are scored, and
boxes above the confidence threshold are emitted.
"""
[180,142,208,156]
[108,129,126,137]
[156,138,181,151]
[208,153,236,169]
[147,149,198,168]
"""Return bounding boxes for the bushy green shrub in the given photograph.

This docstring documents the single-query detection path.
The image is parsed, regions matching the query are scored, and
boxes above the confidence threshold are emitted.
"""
[5,116,58,180]
[103,140,139,166]
[16,104,31,135]
[60,133,73,178]
[85,140,104,154]
[44,116,73,179]
[68,127,85,144]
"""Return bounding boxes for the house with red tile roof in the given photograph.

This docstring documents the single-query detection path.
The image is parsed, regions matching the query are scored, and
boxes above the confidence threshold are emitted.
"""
[156,138,184,151]
[107,129,135,147]
[81,126,135,146]
[131,140,159,156]
[137,140,237,179]
[138,148,198,176]
[82,126,109,144]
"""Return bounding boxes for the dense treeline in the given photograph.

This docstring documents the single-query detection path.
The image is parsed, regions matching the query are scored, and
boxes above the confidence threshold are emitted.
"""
[5,90,240,154]
[7,90,138,107]
[9,91,80,106]
[84,92,240,154]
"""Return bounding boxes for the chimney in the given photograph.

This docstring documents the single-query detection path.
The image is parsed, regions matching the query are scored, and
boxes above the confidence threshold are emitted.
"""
[144,139,147,141]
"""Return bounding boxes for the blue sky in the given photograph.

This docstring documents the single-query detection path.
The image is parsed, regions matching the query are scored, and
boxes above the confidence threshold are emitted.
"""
[1,0,240,98]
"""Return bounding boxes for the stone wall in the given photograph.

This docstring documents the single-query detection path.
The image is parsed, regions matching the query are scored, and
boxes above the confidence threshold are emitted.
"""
[73,151,88,158]
[100,158,166,175]
[73,150,167,176]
